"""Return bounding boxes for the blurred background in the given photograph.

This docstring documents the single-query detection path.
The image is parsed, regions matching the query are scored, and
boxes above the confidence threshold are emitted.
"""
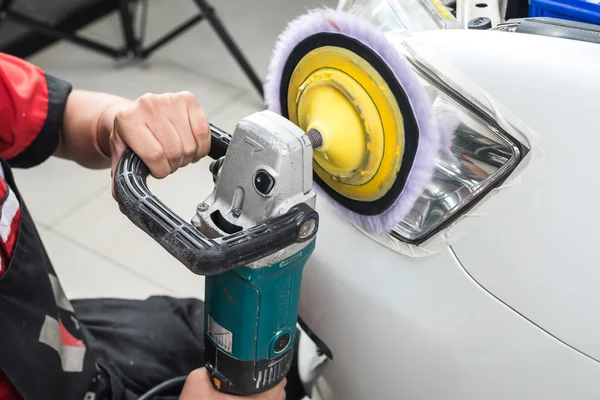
[0,0,334,300]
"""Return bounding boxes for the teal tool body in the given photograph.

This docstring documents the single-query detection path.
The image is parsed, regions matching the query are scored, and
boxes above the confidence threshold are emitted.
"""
[205,241,315,392]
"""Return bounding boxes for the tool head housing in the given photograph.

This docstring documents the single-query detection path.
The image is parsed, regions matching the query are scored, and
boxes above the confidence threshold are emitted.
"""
[192,111,317,267]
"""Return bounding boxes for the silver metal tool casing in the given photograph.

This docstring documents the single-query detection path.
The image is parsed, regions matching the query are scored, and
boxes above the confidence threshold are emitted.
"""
[192,110,316,268]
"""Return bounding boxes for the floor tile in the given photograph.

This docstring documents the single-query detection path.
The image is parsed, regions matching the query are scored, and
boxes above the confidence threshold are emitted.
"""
[151,0,337,96]
[145,157,215,227]
[26,8,245,113]
[38,227,175,299]
[28,46,244,114]
[12,157,109,226]
[53,173,208,299]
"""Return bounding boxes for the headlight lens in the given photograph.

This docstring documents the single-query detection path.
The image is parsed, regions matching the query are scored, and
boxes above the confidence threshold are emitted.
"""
[387,43,533,247]
[393,77,524,243]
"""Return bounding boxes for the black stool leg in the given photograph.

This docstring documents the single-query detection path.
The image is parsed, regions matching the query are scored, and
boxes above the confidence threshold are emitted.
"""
[193,0,264,99]
[118,0,139,56]
[0,0,15,13]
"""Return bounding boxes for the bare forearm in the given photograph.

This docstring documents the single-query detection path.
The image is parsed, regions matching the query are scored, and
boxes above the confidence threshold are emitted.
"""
[56,90,131,169]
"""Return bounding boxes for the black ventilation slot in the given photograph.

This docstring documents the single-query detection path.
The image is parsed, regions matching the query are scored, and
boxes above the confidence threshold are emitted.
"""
[211,210,243,234]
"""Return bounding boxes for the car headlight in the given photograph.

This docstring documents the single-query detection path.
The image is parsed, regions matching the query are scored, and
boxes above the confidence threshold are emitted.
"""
[372,41,539,256]
[393,53,528,245]
[334,8,540,255]
[329,1,540,255]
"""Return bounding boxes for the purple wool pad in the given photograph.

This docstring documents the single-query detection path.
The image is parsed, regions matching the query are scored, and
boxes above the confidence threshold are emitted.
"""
[264,8,453,236]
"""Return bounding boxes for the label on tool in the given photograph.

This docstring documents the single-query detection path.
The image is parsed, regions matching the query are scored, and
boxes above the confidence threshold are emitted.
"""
[208,315,233,353]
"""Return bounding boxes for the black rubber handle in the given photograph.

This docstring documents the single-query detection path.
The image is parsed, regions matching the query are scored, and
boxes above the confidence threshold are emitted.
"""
[113,126,318,276]
[207,123,231,159]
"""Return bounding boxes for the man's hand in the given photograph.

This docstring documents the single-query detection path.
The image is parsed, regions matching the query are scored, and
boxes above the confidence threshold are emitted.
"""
[57,90,210,173]
[108,91,210,179]
[180,368,286,400]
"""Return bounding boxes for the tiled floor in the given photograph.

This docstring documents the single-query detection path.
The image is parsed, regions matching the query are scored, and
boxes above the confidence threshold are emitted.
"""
[16,0,335,300]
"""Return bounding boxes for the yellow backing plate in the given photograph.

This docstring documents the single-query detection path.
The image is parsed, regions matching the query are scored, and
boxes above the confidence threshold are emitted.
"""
[287,45,405,202]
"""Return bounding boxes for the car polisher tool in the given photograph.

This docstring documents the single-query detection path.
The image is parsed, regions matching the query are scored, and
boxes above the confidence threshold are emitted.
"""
[114,8,459,399]
[265,8,453,235]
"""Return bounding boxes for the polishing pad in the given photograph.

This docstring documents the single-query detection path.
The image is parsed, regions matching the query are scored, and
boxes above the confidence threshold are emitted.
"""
[265,9,444,235]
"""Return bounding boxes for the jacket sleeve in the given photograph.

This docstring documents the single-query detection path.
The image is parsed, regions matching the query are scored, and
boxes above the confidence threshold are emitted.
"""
[0,52,72,168]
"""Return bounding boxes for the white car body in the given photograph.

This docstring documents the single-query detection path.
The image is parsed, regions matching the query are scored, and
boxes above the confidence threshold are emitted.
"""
[296,28,600,399]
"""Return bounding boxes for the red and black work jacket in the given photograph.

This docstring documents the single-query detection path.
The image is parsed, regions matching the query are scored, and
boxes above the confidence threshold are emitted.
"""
[0,52,105,400]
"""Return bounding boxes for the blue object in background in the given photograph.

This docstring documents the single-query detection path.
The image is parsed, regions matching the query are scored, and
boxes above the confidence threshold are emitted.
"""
[529,0,600,25]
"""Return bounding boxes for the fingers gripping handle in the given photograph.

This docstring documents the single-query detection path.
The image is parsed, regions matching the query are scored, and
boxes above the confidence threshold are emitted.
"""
[113,128,319,276]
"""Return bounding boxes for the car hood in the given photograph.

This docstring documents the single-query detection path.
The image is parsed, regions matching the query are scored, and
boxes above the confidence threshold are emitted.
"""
[405,29,600,361]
